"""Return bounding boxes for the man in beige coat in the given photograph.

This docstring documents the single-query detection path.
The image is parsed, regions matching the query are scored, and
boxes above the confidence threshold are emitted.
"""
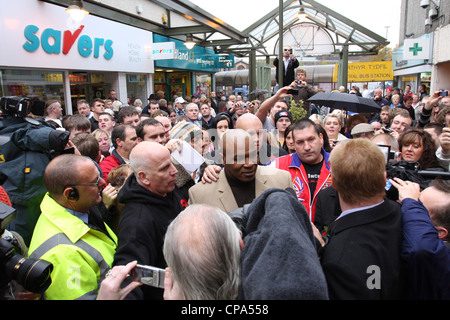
[188,129,293,212]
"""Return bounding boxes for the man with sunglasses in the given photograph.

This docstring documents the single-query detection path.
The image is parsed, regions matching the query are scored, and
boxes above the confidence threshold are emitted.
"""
[28,154,117,300]
[273,45,299,88]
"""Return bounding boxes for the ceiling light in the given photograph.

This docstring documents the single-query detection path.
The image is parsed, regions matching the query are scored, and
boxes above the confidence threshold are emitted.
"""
[184,35,196,50]
[66,0,89,22]
[296,7,308,23]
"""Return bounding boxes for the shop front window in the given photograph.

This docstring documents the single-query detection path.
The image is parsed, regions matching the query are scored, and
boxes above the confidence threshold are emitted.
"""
[195,73,212,97]
[126,74,147,106]
[0,69,64,103]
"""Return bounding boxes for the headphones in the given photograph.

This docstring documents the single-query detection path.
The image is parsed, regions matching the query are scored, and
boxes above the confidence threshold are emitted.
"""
[67,187,79,201]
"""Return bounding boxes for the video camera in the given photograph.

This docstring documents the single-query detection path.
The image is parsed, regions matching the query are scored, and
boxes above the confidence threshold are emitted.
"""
[385,160,450,201]
[0,202,53,295]
[0,96,45,118]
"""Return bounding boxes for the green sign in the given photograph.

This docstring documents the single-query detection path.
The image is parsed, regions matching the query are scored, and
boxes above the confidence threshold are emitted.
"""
[153,35,234,71]
[409,43,423,56]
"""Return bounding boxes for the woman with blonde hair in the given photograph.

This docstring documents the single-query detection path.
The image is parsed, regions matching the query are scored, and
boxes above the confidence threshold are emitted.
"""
[323,112,347,148]
[91,128,112,159]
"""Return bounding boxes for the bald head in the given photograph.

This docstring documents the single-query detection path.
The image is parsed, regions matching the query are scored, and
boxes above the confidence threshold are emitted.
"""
[235,113,263,131]
[130,141,169,173]
[129,141,177,196]
[44,154,92,197]
[235,113,264,151]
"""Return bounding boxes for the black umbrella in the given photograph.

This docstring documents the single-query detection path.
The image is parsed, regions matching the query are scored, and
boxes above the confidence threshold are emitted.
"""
[307,92,381,113]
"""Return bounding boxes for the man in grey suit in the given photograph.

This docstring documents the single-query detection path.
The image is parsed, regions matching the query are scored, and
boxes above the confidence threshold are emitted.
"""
[188,129,293,212]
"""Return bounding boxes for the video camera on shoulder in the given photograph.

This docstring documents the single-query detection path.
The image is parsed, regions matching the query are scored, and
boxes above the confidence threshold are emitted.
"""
[0,202,53,295]
[0,96,45,118]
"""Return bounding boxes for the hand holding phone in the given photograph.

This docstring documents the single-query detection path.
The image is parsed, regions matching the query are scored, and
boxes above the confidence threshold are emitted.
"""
[129,264,165,288]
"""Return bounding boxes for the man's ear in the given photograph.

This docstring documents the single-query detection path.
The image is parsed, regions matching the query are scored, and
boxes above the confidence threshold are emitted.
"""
[137,170,149,186]
[436,226,448,241]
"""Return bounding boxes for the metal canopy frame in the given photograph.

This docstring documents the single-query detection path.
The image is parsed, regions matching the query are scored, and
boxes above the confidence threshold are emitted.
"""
[39,0,388,59]
[226,0,389,58]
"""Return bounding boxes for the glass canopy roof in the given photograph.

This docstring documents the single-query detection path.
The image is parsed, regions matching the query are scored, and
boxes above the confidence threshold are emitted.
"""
[222,0,389,57]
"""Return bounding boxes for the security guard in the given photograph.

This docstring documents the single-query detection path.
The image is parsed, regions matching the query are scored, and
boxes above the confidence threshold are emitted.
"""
[28,154,117,300]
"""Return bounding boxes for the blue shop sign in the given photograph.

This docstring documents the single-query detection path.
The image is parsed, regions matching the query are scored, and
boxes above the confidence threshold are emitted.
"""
[153,34,234,72]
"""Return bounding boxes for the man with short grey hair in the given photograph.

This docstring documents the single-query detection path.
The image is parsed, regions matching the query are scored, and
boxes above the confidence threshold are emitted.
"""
[163,204,242,300]
[185,102,201,127]
[113,141,185,300]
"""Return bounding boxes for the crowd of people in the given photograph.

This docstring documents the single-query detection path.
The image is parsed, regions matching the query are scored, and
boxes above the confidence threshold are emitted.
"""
[0,80,449,301]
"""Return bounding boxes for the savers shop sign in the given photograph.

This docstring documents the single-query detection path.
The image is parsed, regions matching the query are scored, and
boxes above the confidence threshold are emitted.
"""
[0,0,154,73]
[23,24,114,60]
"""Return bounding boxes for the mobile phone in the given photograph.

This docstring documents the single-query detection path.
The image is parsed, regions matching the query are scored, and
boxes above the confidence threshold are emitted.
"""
[289,48,293,54]
[129,264,165,288]
[439,91,448,97]
[287,89,298,95]
[382,127,392,133]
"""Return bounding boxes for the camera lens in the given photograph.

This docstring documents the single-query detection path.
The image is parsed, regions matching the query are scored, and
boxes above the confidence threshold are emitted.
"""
[4,254,53,294]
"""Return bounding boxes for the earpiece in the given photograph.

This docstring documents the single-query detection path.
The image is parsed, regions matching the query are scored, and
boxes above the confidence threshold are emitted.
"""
[68,187,79,201]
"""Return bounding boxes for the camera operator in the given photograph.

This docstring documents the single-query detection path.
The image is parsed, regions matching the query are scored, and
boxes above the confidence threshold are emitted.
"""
[289,68,317,115]
[0,97,70,246]
[0,186,53,300]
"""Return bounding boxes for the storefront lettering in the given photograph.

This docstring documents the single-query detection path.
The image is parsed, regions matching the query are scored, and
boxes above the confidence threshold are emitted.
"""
[23,24,114,60]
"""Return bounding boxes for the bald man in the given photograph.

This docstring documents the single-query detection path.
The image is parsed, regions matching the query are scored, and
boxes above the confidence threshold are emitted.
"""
[28,154,116,300]
[189,129,293,212]
[202,113,287,183]
[113,142,185,300]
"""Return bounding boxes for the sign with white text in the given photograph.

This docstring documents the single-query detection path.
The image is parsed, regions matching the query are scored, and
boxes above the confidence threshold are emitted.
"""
[0,0,154,73]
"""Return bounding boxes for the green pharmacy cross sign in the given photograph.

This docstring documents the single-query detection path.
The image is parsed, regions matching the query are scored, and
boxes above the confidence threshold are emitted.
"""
[409,42,423,56]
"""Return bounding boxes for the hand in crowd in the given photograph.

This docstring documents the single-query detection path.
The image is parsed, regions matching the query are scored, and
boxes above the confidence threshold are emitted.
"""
[290,80,307,87]
[440,127,450,155]
[201,164,221,184]
[329,139,338,149]
[311,222,325,247]
[102,183,119,208]
[424,90,444,111]
[277,86,296,99]
[165,138,183,153]
[388,177,420,204]
[65,140,81,155]
[97,261,142,300]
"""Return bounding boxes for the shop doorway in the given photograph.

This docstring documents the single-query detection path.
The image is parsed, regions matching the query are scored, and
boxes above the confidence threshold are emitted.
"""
[69,72,109,113]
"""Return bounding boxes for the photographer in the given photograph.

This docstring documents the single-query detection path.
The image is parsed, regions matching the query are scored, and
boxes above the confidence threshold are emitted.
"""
[0,97,71,246]
[389,177,450,299]
[289,68,317,115]
[0,186,52,300]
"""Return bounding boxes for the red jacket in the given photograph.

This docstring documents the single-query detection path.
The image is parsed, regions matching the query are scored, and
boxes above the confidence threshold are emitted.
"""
[99,150,125,181]
[268,150,332,222]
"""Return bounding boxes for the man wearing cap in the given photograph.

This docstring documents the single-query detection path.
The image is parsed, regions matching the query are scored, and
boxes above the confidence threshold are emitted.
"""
[141,94,158,115]
[351,123,375,139]
[275,110,293,147]
[174,97,186,117]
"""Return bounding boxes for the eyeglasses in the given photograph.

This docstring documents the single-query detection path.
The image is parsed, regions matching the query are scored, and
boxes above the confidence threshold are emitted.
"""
[69,176,101,188]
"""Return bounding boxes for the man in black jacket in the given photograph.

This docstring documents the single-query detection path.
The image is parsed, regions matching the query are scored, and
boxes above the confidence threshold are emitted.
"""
[113,141,186,300]
[320,139,405,299]
[273,45,299,88]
